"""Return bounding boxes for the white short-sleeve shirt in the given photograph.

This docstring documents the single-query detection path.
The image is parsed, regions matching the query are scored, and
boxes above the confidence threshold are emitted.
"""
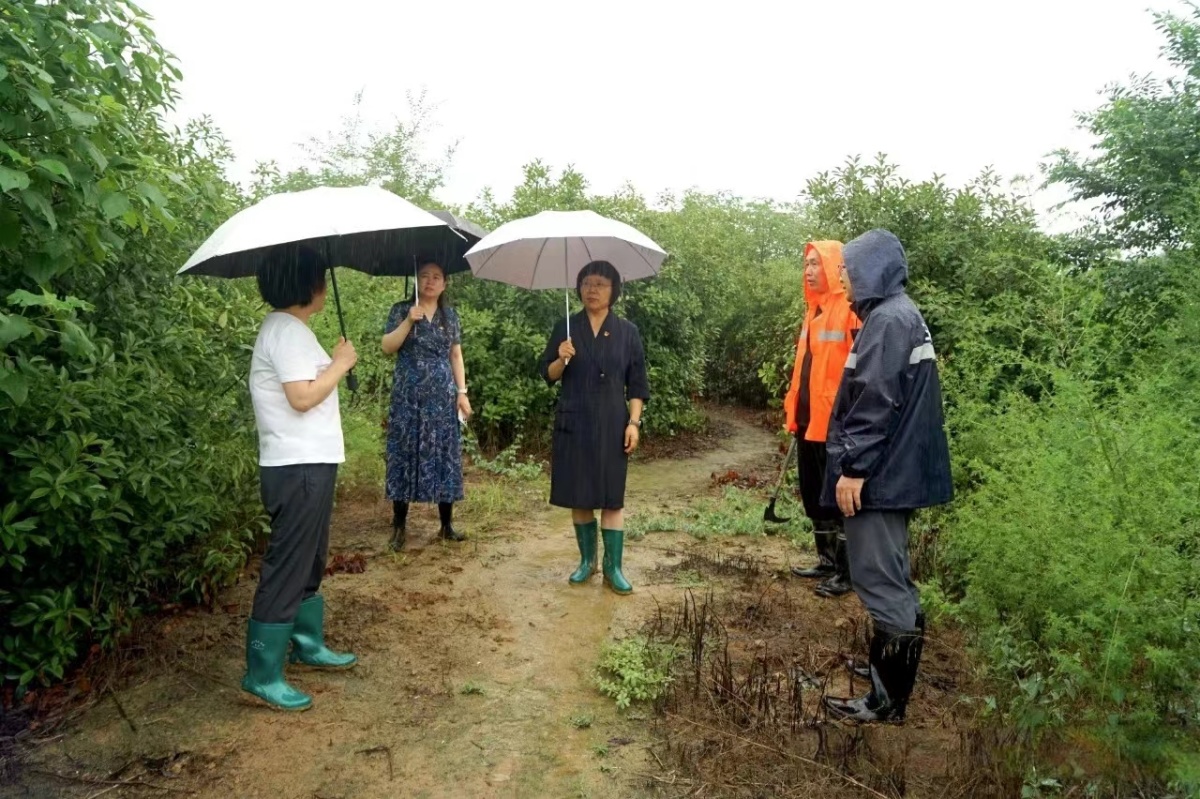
[249,312,345,467]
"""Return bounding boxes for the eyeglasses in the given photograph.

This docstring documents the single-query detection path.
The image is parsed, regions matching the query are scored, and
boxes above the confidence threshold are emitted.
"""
[581,281,611,291]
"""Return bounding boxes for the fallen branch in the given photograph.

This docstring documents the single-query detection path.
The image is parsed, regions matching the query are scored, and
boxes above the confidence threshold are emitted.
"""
[108,687,138,733]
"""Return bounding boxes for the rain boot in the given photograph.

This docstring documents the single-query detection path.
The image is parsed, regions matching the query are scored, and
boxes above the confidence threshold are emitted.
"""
[601,529,633,595]
[848,609,923,679]
[438,502,466,542]
[569,520,598,584]
[815,531,853,598]
[791,524,837,578]
[241,619,312,711]
[389,501,407,552]
[825,621,923,723]
[289,594,357,669]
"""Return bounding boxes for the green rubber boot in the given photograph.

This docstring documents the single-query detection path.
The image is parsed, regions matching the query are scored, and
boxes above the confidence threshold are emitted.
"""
[601,529,633,595]
[289,595,358,669]
[241,620,312,711]
[569,521,599,584]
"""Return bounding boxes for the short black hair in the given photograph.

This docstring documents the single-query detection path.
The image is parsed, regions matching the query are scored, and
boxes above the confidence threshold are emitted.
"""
[575,260,622,306]
[256,244,328,309]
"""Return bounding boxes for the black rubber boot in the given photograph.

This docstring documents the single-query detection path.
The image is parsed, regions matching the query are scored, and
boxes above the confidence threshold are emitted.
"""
[389,501,408,551]
[815,531,853,597]
[438,502,465,542]
[848,610,924,679]
[826,622,924,724]
[791,526,837,578]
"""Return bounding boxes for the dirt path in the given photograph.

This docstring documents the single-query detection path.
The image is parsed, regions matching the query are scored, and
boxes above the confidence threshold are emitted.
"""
[14,410,789,799]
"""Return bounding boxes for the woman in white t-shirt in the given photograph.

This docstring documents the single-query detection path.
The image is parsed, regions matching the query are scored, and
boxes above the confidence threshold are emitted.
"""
[241,245,359,712]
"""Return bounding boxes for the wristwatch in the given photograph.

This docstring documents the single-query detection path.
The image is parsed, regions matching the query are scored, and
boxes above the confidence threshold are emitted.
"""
[628,418,642,428]
[457,387,468,395]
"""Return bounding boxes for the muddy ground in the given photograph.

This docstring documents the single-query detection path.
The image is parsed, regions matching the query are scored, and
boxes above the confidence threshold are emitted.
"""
[4,409,987,799]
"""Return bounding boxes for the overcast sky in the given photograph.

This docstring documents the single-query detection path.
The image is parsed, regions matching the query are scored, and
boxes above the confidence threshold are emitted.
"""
[138,0,1184,231]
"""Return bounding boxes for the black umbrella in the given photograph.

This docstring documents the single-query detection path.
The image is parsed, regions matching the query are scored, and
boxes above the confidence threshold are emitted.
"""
[178,186,472,392]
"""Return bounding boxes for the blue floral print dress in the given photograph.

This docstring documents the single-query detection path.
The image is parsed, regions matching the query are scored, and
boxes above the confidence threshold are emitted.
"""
[384,303,465,504]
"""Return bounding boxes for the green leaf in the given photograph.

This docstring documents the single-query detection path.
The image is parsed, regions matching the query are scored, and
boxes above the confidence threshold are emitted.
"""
[0,366,28,405]
[137,181,167,208]
[58,319,95,358]
[55,101,98,129]
[35,159,74,186]
[7,290,91,313]
[0,210,20,248]
[0,313,36,348]
[76,137,108,172]
[0,64,8,82]
[0,141,30,166]
[23,88,52,115]
[217,311,228,329]
[100,191,130,219]
[18,61,54,85]
[19,189,55,229]
[0,166,30,193]
[88,23,124,44]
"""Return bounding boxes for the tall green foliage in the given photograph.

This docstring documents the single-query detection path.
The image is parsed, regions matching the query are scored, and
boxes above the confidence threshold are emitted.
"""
[0,1,260,686]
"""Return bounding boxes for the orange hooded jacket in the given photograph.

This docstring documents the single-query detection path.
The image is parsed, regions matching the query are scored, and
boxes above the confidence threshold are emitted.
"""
[783,241,862,442]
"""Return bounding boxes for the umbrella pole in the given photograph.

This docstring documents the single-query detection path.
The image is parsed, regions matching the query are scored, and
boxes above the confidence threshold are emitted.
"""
[327,263,358,393]
[563,252,571,365]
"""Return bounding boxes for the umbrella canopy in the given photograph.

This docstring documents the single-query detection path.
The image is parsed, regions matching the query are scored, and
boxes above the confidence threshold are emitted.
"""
[178,185,467,279]
[427,209,489,255]
[463,209,666,290]
[178,185,468,392]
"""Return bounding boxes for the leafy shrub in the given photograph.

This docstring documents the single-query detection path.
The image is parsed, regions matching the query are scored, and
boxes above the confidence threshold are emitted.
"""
[596,636,679,710]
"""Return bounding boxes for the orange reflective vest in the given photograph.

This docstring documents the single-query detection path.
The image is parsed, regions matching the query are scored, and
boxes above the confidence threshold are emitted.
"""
[784,241,862,442]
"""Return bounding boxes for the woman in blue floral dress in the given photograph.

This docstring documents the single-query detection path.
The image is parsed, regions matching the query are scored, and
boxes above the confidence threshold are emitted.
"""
[381,261,472,550]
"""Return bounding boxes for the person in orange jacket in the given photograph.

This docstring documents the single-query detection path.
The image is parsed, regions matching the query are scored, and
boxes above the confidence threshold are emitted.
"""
[783,240,862,597]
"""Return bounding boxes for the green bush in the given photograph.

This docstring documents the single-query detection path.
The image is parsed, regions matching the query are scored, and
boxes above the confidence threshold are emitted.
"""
[596,636,679,710]
[0,1,262,686]
[945,349,1200,781]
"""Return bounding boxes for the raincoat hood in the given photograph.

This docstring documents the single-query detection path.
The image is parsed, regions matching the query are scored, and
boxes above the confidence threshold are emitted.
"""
[843,229,908,315]
[803,240,846,308]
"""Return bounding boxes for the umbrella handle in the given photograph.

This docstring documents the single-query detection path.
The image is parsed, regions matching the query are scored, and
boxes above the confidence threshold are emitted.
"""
[564,287,570,365]
[327,264,358,393]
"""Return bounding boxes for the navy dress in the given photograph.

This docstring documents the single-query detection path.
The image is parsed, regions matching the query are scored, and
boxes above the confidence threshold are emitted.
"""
[540,311,650,510]
[384,303,465,504]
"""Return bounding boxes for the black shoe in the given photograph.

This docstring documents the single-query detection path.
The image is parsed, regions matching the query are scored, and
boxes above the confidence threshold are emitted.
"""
[388,524,406,552]
[791,530,837,578]
[815,571,853,597]
[815,533,852,597]
[439,525,466,542]
[845,610,922,680]
[825,622,923,724]
[845,658,871,680]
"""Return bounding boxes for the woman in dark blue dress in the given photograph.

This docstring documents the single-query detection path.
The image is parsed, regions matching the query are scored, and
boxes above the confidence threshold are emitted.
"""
[381,261,472,550]
[540,260,650,595]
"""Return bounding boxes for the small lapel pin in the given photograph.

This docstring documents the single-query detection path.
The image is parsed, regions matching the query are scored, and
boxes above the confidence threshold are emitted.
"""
[603,331,610,337]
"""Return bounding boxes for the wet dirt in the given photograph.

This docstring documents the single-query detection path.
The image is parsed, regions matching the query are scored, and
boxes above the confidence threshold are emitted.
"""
[9,409,964,799]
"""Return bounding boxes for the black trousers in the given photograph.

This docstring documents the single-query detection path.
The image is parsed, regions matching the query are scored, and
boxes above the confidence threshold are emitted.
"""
[844,510,920,630]
[251,464,338,624]
[796,438,840,523]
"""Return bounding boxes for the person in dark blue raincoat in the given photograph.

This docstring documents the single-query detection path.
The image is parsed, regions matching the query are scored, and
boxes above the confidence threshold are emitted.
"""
[540,260,650,595]
[820,229,953,724]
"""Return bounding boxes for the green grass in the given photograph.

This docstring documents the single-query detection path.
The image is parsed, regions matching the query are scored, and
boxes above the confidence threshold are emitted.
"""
[626,487,810,541]
[338,408,387,497]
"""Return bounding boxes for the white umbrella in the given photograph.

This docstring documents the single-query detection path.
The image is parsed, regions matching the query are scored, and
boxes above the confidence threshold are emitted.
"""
[463,209,667,339]
[178,185,469,391]
[178,185,463,278]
